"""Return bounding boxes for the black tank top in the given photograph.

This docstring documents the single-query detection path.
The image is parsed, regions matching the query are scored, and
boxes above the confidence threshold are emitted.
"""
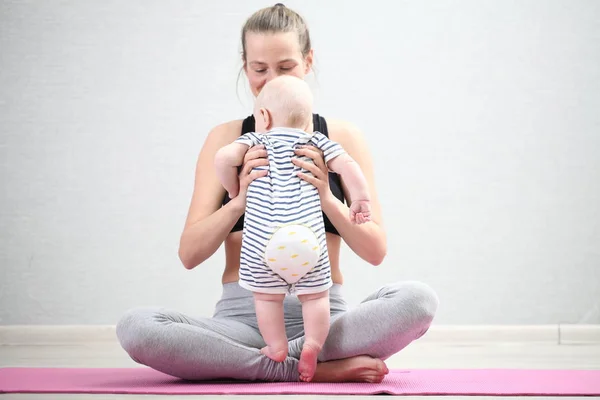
[222,113,345,236]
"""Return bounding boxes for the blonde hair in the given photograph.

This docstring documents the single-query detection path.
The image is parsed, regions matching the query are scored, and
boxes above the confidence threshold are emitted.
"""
[241,4,312,61]
[255,76,313,128]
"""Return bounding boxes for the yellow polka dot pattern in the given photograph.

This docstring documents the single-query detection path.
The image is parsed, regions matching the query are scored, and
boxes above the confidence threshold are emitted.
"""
[264,224,321,284]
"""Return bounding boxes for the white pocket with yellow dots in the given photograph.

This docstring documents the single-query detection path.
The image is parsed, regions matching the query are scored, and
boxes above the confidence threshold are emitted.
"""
[264,224,321,284]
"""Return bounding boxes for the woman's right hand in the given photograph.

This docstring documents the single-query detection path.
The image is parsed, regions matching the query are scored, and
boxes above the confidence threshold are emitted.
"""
[228,144,269,213]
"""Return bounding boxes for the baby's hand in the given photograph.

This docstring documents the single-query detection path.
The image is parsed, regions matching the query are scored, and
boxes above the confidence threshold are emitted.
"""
[349,200,372,224]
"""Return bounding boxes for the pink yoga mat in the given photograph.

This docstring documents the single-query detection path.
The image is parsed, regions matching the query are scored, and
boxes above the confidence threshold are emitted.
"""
[1,367,598,396]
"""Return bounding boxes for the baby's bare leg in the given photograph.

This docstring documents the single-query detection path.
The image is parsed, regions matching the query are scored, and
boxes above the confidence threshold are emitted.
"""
[297,290,330,382]
[254,292,288,362]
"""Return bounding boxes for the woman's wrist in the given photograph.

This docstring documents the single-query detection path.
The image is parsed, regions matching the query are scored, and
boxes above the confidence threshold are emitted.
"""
[226,194,246,218]
[320,191,342,216]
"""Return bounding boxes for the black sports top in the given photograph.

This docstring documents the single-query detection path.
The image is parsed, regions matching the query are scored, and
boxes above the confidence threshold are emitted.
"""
[222,113,345,236]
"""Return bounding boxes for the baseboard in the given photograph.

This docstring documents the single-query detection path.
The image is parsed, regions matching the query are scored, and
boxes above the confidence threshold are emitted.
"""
[419,324,600,344]
[0,324,599,345]
[0,325,118,345]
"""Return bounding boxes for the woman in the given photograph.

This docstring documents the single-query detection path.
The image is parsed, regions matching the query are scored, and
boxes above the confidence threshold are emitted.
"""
[117,4,438,383]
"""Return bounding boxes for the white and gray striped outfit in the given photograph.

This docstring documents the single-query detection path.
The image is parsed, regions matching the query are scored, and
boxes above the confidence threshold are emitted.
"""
[236,127,345,295]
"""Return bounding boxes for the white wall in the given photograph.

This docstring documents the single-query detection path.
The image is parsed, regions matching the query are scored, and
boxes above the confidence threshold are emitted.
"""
[1,0,598,325]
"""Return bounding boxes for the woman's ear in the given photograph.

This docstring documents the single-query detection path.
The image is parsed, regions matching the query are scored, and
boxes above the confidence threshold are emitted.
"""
[242,55,249,74]
[304,49,314,74]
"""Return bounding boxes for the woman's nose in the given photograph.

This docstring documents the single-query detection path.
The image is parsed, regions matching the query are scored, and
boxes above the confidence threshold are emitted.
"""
[266,69,286,82]
[265,70,276,82]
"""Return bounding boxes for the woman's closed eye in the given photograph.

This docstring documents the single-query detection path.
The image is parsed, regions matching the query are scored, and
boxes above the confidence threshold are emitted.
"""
[254,67,293,74]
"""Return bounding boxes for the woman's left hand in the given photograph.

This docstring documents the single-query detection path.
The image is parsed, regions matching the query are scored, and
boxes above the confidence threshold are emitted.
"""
[292,145,334,204]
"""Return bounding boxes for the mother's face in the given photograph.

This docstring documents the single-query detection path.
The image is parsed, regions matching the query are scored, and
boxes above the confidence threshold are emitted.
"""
[244,31,313,97]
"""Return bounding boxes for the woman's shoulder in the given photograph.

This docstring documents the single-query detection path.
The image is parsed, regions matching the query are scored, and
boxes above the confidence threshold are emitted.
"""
[194,119,245,165]
[207,119,245,143]
[323,117,367,154]
[199,119,245,154]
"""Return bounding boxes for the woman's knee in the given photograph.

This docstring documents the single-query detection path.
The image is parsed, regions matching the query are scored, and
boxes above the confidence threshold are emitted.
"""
[116,307,159,359]
[408,281,438,318]
[387,281,439,322]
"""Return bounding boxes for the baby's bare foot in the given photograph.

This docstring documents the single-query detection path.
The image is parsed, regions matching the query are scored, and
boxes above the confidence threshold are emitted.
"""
[311,355,389,383]
[261,346,287,362]
[298,342,320,382]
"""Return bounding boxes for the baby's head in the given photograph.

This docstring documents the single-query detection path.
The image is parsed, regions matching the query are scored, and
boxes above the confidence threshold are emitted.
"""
[253,75,313,133]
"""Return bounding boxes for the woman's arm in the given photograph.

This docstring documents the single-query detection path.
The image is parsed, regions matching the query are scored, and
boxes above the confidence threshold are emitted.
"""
[178,121,268,270]
[327,119,386,265]
[294,119,386,266]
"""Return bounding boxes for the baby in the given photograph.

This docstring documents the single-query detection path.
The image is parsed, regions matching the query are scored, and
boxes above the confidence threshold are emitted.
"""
[214,75,371,382]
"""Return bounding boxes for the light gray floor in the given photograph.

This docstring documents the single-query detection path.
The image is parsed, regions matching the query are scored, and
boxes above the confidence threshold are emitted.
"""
[1,336,599,399]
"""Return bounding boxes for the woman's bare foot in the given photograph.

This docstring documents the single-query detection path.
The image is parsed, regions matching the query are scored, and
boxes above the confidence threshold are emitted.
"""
[260,346,287,362]
[310,355,389,383]
[298,342,320,382]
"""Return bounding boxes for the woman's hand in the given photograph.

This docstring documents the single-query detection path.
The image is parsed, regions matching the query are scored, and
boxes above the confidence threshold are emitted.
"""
[228,144,268,213]
[292,145,336,206]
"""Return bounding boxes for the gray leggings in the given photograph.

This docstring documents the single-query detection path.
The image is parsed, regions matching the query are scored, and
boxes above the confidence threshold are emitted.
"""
[116,280,438,382]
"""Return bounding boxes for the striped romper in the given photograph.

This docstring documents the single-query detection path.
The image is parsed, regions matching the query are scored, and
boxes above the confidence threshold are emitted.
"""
[235,127,345,295]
